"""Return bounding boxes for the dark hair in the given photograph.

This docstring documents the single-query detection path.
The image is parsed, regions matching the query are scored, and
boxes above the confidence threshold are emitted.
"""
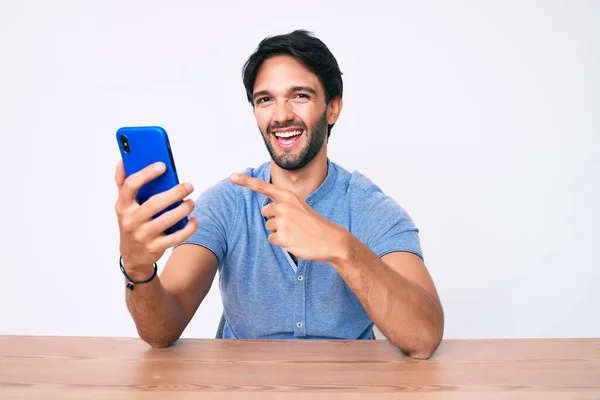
[242,29,343,138]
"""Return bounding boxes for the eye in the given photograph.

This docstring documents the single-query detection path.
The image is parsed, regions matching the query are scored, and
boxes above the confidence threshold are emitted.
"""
[256,97,271,105]
[293,93,310,101]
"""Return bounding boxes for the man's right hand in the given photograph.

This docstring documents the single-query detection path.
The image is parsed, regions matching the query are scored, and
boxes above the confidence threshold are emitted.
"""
[114,160,198,280]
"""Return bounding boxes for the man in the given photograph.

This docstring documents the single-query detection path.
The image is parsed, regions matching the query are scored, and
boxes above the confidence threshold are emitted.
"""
[114,30,444,359]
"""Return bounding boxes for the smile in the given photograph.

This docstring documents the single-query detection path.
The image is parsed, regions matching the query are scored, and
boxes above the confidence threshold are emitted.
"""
[271,129,304,148]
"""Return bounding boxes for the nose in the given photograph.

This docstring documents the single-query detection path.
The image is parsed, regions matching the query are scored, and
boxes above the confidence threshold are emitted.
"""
[273,99,295,124]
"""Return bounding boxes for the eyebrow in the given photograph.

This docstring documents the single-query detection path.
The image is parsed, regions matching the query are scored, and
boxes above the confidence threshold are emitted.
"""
[252,85,318,100]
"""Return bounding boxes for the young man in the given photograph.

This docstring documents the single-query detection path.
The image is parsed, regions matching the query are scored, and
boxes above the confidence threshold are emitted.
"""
[114,30,444,359]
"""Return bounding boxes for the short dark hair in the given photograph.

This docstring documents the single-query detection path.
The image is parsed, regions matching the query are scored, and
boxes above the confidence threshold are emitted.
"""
[242,29,343,138]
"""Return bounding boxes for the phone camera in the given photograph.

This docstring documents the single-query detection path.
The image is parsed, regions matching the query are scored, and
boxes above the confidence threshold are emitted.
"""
[120,135,130,153]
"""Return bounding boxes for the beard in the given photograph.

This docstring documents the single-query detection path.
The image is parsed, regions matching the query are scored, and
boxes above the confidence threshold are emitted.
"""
[260,111,328,171]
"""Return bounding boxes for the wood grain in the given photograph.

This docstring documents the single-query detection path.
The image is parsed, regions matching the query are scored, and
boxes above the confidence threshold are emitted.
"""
[1,336,599,399]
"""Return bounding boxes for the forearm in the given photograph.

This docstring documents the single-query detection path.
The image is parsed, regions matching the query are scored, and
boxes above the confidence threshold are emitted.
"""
[124,266,186,348]
[330,235,444,359]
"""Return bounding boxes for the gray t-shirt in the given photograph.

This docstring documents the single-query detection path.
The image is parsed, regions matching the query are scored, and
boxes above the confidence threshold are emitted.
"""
[181,158,423,340]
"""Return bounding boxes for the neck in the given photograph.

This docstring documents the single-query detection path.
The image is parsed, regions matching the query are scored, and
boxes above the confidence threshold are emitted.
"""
[270,146,328,200]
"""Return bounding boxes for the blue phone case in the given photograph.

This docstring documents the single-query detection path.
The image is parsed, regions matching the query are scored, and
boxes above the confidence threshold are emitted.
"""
[116,126,188,235]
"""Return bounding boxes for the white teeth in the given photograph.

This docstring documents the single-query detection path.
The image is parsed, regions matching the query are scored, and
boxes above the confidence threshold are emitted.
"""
[274,130,302,138]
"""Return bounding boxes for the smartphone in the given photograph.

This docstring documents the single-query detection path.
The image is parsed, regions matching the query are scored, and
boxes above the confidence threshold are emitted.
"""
[116,126,188,235]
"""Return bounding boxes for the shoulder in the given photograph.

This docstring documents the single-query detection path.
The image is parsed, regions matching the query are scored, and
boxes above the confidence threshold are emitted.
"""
[335,163,417,231]
[335,163,394,208]
[336,165,422,259]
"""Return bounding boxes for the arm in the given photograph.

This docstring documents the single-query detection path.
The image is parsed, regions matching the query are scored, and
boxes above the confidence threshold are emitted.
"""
[124,244,218,348]
[330,234,444,359]
[114,160,230,348]
[227,173,443,358]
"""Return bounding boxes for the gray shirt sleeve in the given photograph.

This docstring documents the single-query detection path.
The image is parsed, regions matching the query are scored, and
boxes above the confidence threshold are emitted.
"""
[177,179,238,267]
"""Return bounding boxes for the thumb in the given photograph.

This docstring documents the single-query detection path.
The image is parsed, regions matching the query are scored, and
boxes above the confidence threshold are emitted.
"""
[115,160,126,189]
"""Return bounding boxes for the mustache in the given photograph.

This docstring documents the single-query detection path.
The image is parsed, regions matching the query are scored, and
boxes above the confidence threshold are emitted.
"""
[267,121,307,134]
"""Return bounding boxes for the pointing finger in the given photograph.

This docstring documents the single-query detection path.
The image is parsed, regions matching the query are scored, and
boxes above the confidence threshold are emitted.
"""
[229,173,291,202]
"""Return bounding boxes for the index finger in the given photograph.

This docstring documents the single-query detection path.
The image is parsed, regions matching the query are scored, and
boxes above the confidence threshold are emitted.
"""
[229,173,289,201]
[118,161,166,205]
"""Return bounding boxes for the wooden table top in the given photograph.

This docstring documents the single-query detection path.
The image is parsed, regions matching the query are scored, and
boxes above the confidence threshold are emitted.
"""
[1,336,599,399]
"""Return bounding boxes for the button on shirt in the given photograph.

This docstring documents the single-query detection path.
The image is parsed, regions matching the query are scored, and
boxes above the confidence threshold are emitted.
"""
[180,158,423,340]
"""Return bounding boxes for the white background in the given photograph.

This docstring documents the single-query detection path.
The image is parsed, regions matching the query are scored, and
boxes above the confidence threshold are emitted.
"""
[1,0,598,341]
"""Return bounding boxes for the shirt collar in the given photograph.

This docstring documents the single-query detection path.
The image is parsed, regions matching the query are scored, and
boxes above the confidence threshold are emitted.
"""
[256,158,338,208]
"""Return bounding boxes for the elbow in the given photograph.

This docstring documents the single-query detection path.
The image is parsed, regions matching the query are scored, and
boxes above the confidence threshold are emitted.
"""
[408,350,433,360]
[411,302,445,359]
[404,333,442,360]
[146,338,176,348]
[135,320,185,349]
[397,311,444,360]
[388,332,441,359]
[407,344,437,360]
[139,331,180,349]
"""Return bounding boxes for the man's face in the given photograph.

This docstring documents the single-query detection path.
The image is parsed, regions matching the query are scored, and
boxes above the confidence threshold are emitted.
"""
[252,55,329,171]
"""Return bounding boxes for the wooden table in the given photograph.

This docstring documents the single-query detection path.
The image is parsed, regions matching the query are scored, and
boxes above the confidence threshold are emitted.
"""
[1,336,599,399]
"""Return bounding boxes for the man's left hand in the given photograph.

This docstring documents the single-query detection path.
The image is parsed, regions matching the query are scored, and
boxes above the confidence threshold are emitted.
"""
[229,173,349,263]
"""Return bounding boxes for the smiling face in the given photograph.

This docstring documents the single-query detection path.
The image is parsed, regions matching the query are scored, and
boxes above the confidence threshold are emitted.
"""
[252,55,338,171]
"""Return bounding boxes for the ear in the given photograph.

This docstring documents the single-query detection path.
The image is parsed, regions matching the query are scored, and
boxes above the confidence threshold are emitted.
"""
[326,97,343,125]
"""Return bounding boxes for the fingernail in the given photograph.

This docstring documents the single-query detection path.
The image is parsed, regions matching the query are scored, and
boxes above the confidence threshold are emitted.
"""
[230,173,239,182]
[184,182,193,192]
[154,162,165,171]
